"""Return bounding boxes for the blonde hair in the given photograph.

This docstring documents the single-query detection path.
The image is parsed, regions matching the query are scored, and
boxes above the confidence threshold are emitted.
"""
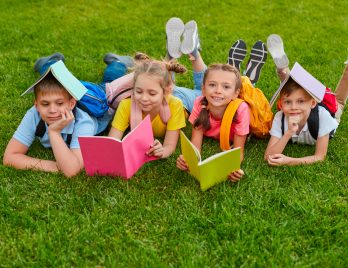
[133,58,187,95]
[194,64,242,130]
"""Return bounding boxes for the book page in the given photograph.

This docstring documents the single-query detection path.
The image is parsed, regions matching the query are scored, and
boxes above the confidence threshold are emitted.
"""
[198,147,241,191]
[51,61,87,100]
[78,136,127,177]
[122,115,157,178]
[180,131,201,180]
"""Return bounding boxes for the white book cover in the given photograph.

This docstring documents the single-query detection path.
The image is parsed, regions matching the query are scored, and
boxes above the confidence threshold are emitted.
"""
[270,62,326,106]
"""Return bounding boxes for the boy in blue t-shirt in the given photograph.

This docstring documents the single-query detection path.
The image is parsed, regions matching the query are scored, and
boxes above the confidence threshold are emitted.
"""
[3,52,132,177]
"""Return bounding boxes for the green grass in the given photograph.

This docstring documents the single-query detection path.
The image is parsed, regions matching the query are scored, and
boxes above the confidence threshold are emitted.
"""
[1,0,348,267]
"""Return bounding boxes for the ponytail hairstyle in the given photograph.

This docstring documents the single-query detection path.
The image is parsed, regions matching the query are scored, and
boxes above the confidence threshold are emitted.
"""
[194,64,242,130]
[193,96,210,130]
[133,56,187,95]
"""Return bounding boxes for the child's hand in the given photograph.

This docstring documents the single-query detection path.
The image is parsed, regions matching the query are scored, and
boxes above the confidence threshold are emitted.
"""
[228,169,244,183]
[176,154,189,171]
[146,139,164,158]
[287,115,301,134]
[48,108,75,133]
[267,153,290,166]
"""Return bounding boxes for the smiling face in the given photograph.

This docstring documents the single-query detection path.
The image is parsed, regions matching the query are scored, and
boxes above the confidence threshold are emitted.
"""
[34,90,76,125]
[202,69,239,110]
[133,73,165,115]
[280,87,316,126]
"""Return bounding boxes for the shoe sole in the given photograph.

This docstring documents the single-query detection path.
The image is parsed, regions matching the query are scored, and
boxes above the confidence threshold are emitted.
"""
[227,39,247,71]
[166,18,184,59]
[104,53,134,68]
[267,34,289,69]
[34,52,65,72]
[245,41,268,84]
[180,20,197,55]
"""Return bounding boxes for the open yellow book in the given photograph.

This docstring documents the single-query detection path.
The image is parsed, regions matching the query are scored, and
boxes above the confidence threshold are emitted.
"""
[180,131,241,191]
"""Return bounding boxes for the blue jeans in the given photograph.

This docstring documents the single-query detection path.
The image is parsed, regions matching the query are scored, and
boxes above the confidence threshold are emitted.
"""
[172,68,206,113]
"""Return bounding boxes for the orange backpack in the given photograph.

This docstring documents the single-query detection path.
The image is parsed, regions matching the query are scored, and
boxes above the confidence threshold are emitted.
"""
[220,76,273,151]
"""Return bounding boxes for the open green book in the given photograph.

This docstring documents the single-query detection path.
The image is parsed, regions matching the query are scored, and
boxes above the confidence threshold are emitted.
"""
[180,131,241,191]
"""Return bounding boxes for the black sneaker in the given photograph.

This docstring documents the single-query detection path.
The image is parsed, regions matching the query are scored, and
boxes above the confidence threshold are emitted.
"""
[245,41,268,84]
[227,39,247,71]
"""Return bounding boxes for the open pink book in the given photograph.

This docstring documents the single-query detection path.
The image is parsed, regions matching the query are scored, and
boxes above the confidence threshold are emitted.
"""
[78,115,157,179]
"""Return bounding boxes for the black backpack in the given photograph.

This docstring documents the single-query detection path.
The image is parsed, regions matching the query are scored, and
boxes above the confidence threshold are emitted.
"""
[281,103,335,140]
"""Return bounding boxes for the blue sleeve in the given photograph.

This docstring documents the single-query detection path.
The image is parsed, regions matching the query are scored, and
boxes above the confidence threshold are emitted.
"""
[13,107,38,148]
[69,110,98,149]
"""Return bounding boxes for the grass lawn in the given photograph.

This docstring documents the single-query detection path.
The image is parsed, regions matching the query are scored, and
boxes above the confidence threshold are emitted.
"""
[0,0,347,266]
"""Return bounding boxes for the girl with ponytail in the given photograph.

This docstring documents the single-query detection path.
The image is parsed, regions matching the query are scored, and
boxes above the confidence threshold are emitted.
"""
[108,59,187,158]
[176,64,250,182]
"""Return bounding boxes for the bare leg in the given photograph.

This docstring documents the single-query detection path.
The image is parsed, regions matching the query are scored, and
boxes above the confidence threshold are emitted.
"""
[188,52,206,72]
[335,63,348,122]
[277,67,290,82]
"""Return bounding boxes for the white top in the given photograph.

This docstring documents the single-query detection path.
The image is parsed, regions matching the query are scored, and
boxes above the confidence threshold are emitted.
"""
[270,106,338,145]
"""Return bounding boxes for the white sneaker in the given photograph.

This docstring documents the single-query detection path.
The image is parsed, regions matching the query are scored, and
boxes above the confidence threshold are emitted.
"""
[267,34,289,69]
[180,20,200,56]
[166,17,185,59]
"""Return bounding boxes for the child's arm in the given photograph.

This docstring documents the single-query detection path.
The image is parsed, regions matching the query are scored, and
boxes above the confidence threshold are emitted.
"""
[233,134,247,162]
[266,134,329,166]
[264,132,292,158]
[264,114,299,158]
[108,127,124,140]
[3,138,59,172]
[47,108,84,177]
[228,133,247,182]
[147,129,180,158]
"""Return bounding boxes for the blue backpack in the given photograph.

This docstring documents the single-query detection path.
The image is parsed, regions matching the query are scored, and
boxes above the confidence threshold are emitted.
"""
[77,81,109,118]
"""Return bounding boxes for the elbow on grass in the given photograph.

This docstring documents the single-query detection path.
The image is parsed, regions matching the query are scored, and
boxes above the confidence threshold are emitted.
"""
[62,168,81,178]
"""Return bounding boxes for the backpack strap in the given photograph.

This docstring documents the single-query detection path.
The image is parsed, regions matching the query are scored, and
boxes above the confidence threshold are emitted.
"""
[35,118,46,138]
[307,105,319,140]
[281,107,319,140]
[35,108,77,147]
[281,112,285,136]
[159,97,171,124]
[220,98,244,151]
[130,95,142,130]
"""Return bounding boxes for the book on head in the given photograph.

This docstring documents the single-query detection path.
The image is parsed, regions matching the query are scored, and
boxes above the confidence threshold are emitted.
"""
[180,131,241,191]
[270,62,326,106]
[79,115,157,179]
[21,60,87,100]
